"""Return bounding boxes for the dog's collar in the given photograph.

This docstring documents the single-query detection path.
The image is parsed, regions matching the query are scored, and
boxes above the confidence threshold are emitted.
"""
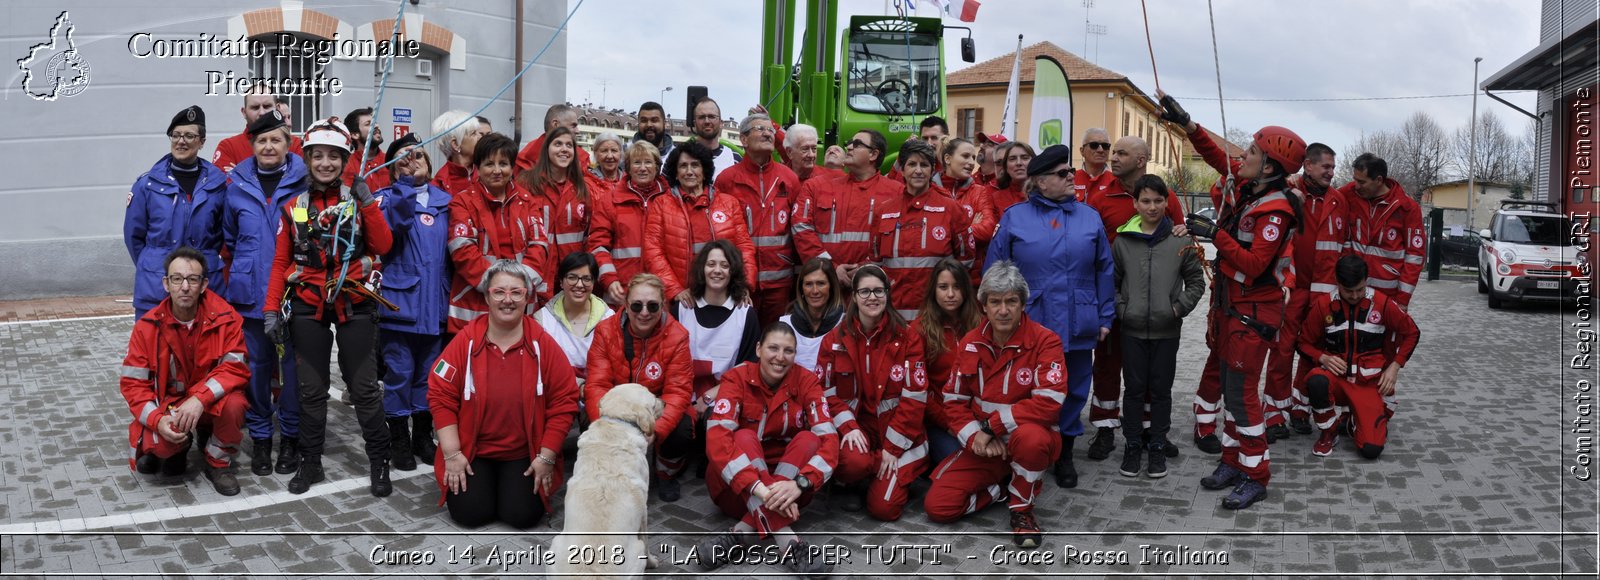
[599,415,648,437]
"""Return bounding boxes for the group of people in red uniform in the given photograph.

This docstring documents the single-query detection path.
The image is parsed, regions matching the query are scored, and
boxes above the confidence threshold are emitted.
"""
[118,86,1423,572]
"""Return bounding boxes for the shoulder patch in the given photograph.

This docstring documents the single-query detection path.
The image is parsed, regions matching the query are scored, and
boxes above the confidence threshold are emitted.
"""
[712,398,732,415]
[1262,224,1281,242]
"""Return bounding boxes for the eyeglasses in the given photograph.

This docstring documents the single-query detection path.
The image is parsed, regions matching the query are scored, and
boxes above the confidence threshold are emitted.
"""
[847,139,876,152]
[629,301,661,314]
[165,275,204,287]
[1084,142,1111,151]
[854,287,887,299]
[169,133,202,143]
[695,114,721,121]
[563,274,593,286]
[743,125,775,134]
[488,288,527,301]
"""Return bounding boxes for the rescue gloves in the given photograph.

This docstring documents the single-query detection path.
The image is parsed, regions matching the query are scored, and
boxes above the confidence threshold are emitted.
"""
[264,311,287,344]
[1185,213,1220,240]
[1158,94,1191,128]
[349,176,374,206]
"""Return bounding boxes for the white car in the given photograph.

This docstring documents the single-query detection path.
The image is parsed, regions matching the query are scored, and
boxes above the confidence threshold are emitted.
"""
[1477,201,1585,308]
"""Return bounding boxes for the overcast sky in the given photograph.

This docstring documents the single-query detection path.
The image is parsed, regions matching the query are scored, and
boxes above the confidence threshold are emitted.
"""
[565,0,1541,155]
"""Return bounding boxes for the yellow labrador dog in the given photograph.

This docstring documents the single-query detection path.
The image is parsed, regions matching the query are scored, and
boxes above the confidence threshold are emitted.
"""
[549,383,663,579]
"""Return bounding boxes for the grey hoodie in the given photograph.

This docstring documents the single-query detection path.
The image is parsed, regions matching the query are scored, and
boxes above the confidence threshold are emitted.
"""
[1113,215,1207,339]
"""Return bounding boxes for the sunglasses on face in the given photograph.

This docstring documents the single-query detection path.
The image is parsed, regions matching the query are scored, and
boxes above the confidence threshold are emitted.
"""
[847,139,876,152]
[1084,142,1111,151]
[629,301,662,314]
[1051,167,1076,179]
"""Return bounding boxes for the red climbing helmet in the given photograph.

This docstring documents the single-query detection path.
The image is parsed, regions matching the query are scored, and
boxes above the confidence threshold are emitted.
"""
[1253,126,1306,173]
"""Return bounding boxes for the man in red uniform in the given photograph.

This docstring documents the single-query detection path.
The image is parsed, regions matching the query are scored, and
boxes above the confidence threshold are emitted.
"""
[1165,92,1304,510]
[1262,143,1342,439]
[514,104,589,173]
[716,114,803,327]
[1074,128,1114,201]
[1301,254,1419,459]
[783,124,844,185]
[925,261,1067,548]
[120,247,250,496]
[1081,135,1188,462]
[698,324,839,576]
[1317,153,1425,309]
[340,108,390,190]
[791,129,903,286]
[213,86,302,173]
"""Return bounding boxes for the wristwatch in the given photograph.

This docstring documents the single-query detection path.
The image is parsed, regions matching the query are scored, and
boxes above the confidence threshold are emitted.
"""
[795,476,812,492]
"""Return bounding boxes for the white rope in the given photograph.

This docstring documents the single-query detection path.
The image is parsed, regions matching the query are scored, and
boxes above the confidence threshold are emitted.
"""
[1205,0,1236,207]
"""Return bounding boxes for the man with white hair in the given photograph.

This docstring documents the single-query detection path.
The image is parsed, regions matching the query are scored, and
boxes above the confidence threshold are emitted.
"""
[782,124,843,184]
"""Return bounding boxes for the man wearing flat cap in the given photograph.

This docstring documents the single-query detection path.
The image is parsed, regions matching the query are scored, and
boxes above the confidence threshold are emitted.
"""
[984,143,1116,492]
[125,105,230,320]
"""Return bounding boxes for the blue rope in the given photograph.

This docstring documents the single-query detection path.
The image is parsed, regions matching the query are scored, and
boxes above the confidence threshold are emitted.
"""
[360,0,588,179]
[356,0,407,177]
[337,0,407,299]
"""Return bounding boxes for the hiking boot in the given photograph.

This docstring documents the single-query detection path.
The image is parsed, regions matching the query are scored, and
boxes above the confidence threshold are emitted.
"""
[785,539,834,577]
[1266,424,1290,443]
[1164,440,1180,458]
[1054,435,1078,488]
[656,475,682,503]
[1201,462,1244,490]
[1222,478,1268,510]
[695,530,742,571]
[250,438,273,476]
[135,453,161,475]
[412,411,438,465]
[161,445,189,477]
[370,460,392,497]
[1194,434,1222,454]
[1312,429,1340,457]
[388,418,417,471]
[274,437,300,475]
[204,464,241,496]
[1086,427,1116,460]
[1118,442,1142,477]
[287,457,324,494]
[1010,509,1043,548]
[1290,416,1313,435]
[1146,441,1169,479]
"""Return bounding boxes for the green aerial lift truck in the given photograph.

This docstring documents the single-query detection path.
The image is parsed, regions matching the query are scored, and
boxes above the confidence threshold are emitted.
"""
[759,0,974,172]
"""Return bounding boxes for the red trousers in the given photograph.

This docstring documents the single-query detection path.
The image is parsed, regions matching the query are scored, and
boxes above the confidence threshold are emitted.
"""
[754,285,793,330]
[923,423,1059,522]
[706,430,822,537]
[1262,287,1312,426]
[1089,321,1124,428]
[1193,347,1222,439]
[836,435,929,522]
[1210,303,1277,485]
[1308,368,1393,452]
[130,391,247,469]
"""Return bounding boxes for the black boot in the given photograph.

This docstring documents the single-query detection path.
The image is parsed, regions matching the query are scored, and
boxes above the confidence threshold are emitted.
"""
[1053,435,1078,488]
[287,456,324,494]
[388,418,417,471]
[1086,427,1116,460]
[161,443,190,477]
[370,460,393,497]
[412,411,437,465]
[274,437,300,475]
[250,438,273,476]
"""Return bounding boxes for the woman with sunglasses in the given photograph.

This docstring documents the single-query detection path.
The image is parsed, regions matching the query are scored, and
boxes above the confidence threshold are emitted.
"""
[776,257,845,372]
[531,251,614,383]
[791,129,903,285]
[991,141,1036,213]
[936,138,996,285]
[583,273,695,501]
[644,141,757,307]
[815,265,928,520]
[876,139,973,321]
[428,259,580,528]
[985,143,1115,491]
[912,257,982,465]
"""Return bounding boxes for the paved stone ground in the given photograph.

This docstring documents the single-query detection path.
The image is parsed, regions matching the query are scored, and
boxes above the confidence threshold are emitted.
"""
[1,278,1596,578]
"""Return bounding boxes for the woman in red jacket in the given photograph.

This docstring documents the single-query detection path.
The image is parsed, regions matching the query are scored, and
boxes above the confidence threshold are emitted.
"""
[990,141,1035,213]
[939,139,998,284]
[815,265,928,521]
[518,126,595,285]
[583,273,696,501]
[591,141,668,305]
[912,257,982,466]
[643,141,756,304]
[445,134,553,332]
[587,132,626,189]
[875,139,973,320]
[428,259,579,528]
[263,118,394,497]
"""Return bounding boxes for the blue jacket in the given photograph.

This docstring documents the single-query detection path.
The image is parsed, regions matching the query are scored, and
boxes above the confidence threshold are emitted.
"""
[221,155,309,319]
[124,155,229,312]
[376,176,453,334]
[986,190,1115,351]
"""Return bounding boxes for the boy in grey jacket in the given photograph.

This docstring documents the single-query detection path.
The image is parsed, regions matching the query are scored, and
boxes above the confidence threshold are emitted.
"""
[1112,175,1207,478]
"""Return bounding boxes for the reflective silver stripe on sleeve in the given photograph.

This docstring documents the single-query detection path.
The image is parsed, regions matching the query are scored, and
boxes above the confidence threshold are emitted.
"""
[720,454,753,484]
[945,393,972,402]
[753,235,789,247]
[876,398,899,415]
[139,402,158,425]
[1314,241,1344,251]
[449,305,487,322]
[1398,282,1416,294]
[597,263,617,275]
[885,427,915,450]
[1404,255,1425,265]
[448,237,475,252]
[833,410,856,428]
[758,270,792,282]
[816,232,872,243]
[1309,283,1339,295]
[999,405,1019,433]
[956,420,981,447]
[121,365,152,380]
[811,420,838,436]
[1366,278,1400,289]
[554,232,586,245]
[612,246,643,259]
[882,256,943,269]
[806,454,834,480]
[221,352,246,364]
[901,388,927,403]
[1355,245,1407,260]
[205,378,225,399]
[706,419,739,431]
[1034,389,1065,404]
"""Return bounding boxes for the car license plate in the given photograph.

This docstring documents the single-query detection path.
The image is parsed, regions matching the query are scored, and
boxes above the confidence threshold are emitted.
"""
[1537,280,1560,290]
